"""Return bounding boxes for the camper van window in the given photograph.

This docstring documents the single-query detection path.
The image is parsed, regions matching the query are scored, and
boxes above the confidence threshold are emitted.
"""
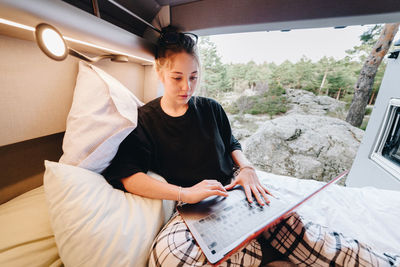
[371,98,400,180]
[382,108,400,165]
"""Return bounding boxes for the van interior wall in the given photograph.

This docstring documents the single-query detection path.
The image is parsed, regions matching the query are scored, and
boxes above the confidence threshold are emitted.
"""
[0,133,64,204]
[0,33,147,146]
[0,33,158,204]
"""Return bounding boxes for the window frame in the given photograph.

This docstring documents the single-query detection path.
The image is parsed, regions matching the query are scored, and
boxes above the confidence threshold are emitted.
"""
[371,98,400,181]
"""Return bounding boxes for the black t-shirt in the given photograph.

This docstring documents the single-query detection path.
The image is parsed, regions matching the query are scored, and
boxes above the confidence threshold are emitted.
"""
[102,96,242,191]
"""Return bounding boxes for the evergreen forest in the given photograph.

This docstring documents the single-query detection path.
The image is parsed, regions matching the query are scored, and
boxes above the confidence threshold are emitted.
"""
[197,25,392,128]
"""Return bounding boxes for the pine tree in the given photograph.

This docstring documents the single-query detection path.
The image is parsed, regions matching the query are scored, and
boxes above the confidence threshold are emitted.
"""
[346,23,399,127]
[198,37,230,97]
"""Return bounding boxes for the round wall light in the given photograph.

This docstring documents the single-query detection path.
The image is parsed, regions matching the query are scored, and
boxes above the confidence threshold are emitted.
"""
[34,23,128,63]
[35,23,68,61]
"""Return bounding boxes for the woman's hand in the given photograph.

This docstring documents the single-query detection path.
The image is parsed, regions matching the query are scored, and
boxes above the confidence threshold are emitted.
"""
[181,180,229,204]
[225,167,272,206]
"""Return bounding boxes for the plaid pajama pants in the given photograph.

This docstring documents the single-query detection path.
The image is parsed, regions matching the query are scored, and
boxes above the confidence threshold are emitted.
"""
[149,212,399,267]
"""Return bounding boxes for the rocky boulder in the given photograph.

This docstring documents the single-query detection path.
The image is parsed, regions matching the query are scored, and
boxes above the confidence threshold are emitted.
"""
[286,89,347,119]
[243,114,363,182]
[229,113,269,141]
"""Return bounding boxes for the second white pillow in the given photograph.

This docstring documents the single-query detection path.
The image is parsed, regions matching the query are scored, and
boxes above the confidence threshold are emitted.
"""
[59,61,143,173]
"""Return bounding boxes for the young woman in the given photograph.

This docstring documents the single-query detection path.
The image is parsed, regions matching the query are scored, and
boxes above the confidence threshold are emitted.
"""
[102,26,397,267]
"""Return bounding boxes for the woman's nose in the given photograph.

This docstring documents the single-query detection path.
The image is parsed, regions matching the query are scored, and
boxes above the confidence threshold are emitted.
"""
[181,78,191,91]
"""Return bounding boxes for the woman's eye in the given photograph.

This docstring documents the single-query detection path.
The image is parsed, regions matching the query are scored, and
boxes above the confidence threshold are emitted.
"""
[173,77,182,81]
[190,77,198,81]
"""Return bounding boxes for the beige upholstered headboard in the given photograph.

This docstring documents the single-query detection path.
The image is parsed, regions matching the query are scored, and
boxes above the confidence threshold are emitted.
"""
[0,0,163,204]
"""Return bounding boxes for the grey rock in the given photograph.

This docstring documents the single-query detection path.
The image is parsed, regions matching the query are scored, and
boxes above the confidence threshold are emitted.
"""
[286,89,347,119]
[243,114,363,182]
[232,128,252,141]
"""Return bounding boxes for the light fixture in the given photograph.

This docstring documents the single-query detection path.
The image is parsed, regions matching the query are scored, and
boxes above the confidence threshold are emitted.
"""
[34,23,128,62]
[35,23,68,61]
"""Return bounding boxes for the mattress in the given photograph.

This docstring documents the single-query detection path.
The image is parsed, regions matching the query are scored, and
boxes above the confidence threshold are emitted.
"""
[257,171,400,256]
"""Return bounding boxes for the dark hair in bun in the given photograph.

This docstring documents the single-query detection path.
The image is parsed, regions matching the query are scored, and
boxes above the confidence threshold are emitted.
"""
[155,25,198,59]
[154,25,200,73]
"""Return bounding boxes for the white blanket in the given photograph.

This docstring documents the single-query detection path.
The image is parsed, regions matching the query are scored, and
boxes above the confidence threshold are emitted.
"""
[257,171,400,255]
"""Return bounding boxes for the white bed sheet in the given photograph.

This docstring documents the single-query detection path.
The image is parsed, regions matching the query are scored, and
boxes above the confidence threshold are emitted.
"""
[257,171,400,255]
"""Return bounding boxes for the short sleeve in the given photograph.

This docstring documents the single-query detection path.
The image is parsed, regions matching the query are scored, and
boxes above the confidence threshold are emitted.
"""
[101,123,152,191]
[212,100,242,152]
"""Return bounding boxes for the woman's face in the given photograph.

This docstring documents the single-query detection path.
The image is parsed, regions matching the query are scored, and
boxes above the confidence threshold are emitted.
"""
[159,52,199,106]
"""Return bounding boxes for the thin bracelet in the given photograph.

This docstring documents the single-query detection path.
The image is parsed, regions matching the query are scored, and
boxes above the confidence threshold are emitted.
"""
[178,186,182,202]
[178,187,184,206]
[239,165,255,172]
[178,186,183,206]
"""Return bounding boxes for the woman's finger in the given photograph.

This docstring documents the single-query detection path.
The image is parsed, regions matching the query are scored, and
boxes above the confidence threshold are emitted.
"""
[250,185,265,206]
[257,185,270,204]
[208,183,227,192]
[243,185,253,203]
[260,184,275,197]
[208,189,229,198]
[204,179,220,185]
[224,180,237,190]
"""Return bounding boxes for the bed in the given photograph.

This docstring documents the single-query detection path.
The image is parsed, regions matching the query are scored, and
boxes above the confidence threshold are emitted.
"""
[1,1,399,267]
[2,157,400,266]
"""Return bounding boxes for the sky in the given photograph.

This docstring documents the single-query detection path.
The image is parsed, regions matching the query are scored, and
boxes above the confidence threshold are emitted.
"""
[208,25,400,65]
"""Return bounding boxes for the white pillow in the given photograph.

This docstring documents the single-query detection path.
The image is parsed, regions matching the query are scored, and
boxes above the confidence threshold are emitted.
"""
[44,160,175,267]
[59,61,143,173]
